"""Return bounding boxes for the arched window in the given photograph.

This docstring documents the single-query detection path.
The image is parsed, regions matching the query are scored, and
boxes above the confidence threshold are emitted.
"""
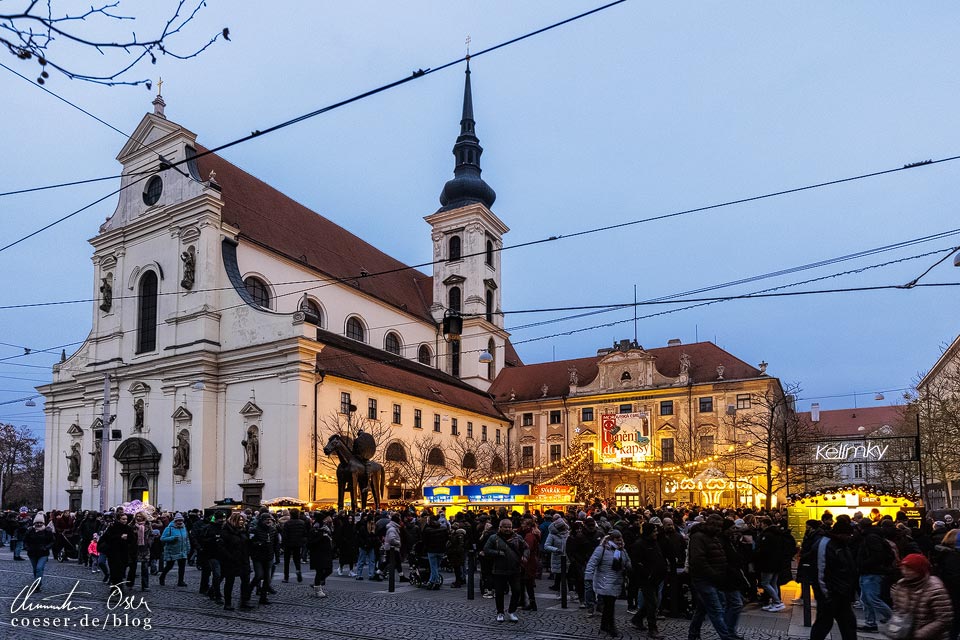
[384,332,402,356]
[448,235,461,261]
[448,286,461,312]
[427,447,446,467]
[487,338,496,380]
[462,452,478,470]
[485,239,494,266]
[243,276,271,309]
[418,344,432,366]
[137,270,158,353]
[485,289,494,323]
[491,455,505,473]
[304,299,323,326]
[346,317,365,342]
[385,442,408,463]
[129,474,149,502]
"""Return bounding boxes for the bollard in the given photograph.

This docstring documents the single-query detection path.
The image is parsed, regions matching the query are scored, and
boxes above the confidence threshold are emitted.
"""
[560,555,568,609]
[467,549,476,600]
[802,580,811,627]
[388,549,396,593]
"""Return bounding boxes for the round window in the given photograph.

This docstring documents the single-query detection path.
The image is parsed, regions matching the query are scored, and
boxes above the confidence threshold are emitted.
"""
[143,176,163,206]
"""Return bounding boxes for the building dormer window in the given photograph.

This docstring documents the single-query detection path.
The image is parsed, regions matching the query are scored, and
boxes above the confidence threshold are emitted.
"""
[136,271,158,353]
[143,176,163,206]
[448,235,461,261]
[243,276,271,309]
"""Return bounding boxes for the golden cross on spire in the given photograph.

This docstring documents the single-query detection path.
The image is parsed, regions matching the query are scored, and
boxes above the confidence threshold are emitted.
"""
[465,35,471,59]
[157,77,164,95]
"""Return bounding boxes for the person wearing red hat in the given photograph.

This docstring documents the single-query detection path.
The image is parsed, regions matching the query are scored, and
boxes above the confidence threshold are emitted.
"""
[891,553,953,640]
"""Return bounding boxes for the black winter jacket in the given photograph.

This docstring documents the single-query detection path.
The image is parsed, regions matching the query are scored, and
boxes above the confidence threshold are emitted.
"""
[282,517,308,549]
[688,526,727,586]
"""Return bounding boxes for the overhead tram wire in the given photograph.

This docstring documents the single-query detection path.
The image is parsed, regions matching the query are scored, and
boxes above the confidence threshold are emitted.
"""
[0,0,629,253]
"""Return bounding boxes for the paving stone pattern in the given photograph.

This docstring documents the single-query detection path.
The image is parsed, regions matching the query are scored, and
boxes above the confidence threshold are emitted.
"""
[0,549,834,640]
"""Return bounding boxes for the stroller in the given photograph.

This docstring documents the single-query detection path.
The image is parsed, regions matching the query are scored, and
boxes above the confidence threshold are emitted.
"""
[54,531,79,562]
[406,543,443,588]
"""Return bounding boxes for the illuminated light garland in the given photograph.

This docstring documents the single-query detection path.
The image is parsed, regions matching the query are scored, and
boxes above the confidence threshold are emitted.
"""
[786,484,920,506]
[475,449,590,485]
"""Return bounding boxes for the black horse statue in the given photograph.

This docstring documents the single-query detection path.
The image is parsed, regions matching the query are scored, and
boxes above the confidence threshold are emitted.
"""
[323,433,384,512]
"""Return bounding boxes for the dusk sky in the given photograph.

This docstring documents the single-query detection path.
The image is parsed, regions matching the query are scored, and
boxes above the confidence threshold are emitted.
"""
[2,3,959,441]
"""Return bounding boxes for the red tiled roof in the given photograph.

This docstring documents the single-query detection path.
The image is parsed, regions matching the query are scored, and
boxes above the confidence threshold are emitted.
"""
[489,341,762,402]
[315,329,504,421]
[796,406,905,437]
[196,149,434,322]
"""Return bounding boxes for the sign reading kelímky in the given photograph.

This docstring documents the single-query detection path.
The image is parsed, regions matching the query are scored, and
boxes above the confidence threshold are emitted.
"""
[814,441,889,462]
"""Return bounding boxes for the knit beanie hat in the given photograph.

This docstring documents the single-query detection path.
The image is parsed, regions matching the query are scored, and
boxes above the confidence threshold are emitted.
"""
[173,512,184,521]
[33,512,45,524]
[900,553,930,575]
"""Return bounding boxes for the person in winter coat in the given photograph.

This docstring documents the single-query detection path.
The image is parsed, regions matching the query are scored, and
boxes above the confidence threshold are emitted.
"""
[219,512,253,611]
[422,516,449,589]
[482,518,529,623]
[754,520,796,612]
[628,522,667,639]
[518,518,541,610]
[855,518,898,632]
[566,521,594,608]
[891,553,954,640]
[544,516,570,592]
[585,529,632,637]
[126,511,154,592]
[282,508,308,583]
[158,512,191,587]
[78,511,99,567]
[931,529,960,640]
[307,515,334,598]
[200,512,226,603]
[687,515,737,640]
[23,513,54,591]
[354,516,381,581]
[102,512,134,589]
[808,516,858,640]
[249,511,278,603]
[445,524,467,588]
[334,514,357,577]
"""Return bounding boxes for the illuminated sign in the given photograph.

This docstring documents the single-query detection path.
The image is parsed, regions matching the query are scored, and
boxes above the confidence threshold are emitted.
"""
[534,485,577,499]
[814,442,889,462]
[461,484,531,502]
[600,412,651,461]
[423,486,462,499]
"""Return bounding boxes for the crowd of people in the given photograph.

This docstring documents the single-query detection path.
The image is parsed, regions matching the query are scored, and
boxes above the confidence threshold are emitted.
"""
[2,503,957,639]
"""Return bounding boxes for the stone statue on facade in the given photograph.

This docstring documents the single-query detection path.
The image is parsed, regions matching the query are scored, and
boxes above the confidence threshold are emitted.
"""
[568,367,579,386]
[241,428,259,476]
[99,276,112,312]
[172,429,190,476]
[66,443,81,482]
[90,439,102,480]
[180,246,196,290]
[679,353,691,375]
[134,399,144,431]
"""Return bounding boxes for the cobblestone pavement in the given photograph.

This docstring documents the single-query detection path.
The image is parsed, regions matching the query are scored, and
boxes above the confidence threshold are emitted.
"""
[0,549,848,640]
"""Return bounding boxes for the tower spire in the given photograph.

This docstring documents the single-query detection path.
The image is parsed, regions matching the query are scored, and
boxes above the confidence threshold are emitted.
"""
[438,61,496,212]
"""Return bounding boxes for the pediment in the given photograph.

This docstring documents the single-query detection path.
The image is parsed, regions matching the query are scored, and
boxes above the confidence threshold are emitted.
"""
[171,406,193,422]
[577,428,596,436]
[519,435,536,444]
[546,433,564,442]
[67,424,84,437]
[239,401,263,418]
[442,274,466,285]
[91,417,103,429]
[117,112,196,163]
[483,278,498,291]
[657,422,676,432]
[128,381,151,396]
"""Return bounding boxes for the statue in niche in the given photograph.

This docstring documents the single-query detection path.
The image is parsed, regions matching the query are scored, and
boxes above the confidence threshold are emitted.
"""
[134,399,144,432]
[66,443,81,482]
[241,428,259,476]
[180,246,196,290]
[90,439,102,480]
[99,276,112,312]
[172,429,190,476]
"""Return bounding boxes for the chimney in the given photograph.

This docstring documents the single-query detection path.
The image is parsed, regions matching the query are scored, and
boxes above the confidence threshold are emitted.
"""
[811,403,820,422]
[667,338,682,346]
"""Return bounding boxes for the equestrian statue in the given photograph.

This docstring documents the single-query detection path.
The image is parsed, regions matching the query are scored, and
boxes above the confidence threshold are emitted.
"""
[323,431,384,512]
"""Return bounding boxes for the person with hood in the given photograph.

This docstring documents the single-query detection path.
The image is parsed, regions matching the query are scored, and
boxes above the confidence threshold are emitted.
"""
[219,512,253,611]
[808,515,858,640]
[687,514,737,640]
[519,518,541,610]
[891,553,954,640]
[249,510,278,603]
[544,515,571,593]
[445,523,467,588]
[158,512,191,587]
[483,518,528,623]
[23,512,54,591]
[585,529,631,637]
[308,514,334,598]
[101,511,134,590]
[382,514,403,584]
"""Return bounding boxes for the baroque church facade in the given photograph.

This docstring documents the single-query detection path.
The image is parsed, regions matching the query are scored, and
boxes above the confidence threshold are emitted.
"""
[41,63,517,511]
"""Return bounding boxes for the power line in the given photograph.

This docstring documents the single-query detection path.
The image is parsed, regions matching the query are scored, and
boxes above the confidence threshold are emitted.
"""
[0,1,629,250]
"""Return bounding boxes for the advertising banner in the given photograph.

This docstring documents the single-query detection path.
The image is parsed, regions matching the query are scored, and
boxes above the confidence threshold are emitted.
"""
[600,412,652,461]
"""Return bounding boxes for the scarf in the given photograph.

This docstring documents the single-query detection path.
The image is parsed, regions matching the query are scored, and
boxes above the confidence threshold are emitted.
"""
[136,522,146,546]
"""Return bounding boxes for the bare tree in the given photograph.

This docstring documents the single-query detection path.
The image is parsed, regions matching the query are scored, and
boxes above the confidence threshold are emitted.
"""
[913,359,960,507]
[392,435,449,498]
[2,1,228,87]
[447,436,494,482]
[0,424,40,509]
[5,448,43,509]
[314,411,392,476]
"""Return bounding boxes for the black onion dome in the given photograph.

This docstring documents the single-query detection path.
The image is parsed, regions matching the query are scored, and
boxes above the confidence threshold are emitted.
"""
[438,60,496,211]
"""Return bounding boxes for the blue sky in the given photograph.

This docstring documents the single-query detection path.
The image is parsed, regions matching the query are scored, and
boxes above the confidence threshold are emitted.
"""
[2,3,959,441]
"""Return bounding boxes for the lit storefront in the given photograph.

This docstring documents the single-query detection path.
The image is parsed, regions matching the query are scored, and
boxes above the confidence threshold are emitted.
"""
[786,485,920,533]
[422,483,578,516]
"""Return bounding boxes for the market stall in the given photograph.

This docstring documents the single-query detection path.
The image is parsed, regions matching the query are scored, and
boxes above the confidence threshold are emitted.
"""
[786,485,920,534]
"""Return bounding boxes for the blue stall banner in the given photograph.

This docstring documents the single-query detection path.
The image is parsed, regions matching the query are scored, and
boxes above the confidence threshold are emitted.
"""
[423,486,462,501]
[462,485,531,502]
